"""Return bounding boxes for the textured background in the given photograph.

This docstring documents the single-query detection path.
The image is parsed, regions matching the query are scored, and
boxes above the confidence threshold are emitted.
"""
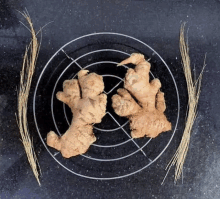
[0,0,220,198]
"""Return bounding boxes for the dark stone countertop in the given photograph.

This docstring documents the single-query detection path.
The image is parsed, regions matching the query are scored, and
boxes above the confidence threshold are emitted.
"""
[0,0,220,198]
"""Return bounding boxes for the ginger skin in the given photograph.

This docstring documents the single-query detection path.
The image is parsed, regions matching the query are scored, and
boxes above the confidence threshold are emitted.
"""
[112,53,171,138]
[47,70,107,158]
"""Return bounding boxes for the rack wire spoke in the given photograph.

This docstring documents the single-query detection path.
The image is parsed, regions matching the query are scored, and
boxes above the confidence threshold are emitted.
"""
[105,80,123,94]
[61,48,82,69]
[107,112,147,157]
[54,152,60,157]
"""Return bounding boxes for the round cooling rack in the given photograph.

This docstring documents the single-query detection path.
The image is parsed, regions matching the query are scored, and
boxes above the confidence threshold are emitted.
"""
[33,32,180,180]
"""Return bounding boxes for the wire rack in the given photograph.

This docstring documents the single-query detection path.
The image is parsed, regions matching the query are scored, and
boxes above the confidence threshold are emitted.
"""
[33,32,180,180]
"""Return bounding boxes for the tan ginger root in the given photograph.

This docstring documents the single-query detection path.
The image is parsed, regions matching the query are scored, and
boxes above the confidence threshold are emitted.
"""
[112,53,171,138]
[47,70,107,158]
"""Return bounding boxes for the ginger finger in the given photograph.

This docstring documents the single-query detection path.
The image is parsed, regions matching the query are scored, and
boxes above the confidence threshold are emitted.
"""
[156,91,166,112]
[112,88,141,117]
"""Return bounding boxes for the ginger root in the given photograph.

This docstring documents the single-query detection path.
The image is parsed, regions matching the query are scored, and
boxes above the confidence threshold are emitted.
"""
[47,70,107,158]
[112,53,171,138]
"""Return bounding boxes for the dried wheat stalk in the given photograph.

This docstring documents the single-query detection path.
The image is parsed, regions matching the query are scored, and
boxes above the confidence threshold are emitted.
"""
[17,11,41,186]
[162,23,206,184]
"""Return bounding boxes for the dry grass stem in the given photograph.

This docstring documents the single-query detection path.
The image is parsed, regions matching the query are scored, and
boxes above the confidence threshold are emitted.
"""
[17,11,41,186]
[162,23,206,184]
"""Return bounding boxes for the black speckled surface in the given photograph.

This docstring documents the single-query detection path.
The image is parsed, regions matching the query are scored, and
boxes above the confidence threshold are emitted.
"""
[0,0,220,198]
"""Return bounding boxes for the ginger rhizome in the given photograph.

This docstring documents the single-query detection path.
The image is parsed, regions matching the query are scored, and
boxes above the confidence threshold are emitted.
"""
[112,53,171,138]
[47,70,107,158]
